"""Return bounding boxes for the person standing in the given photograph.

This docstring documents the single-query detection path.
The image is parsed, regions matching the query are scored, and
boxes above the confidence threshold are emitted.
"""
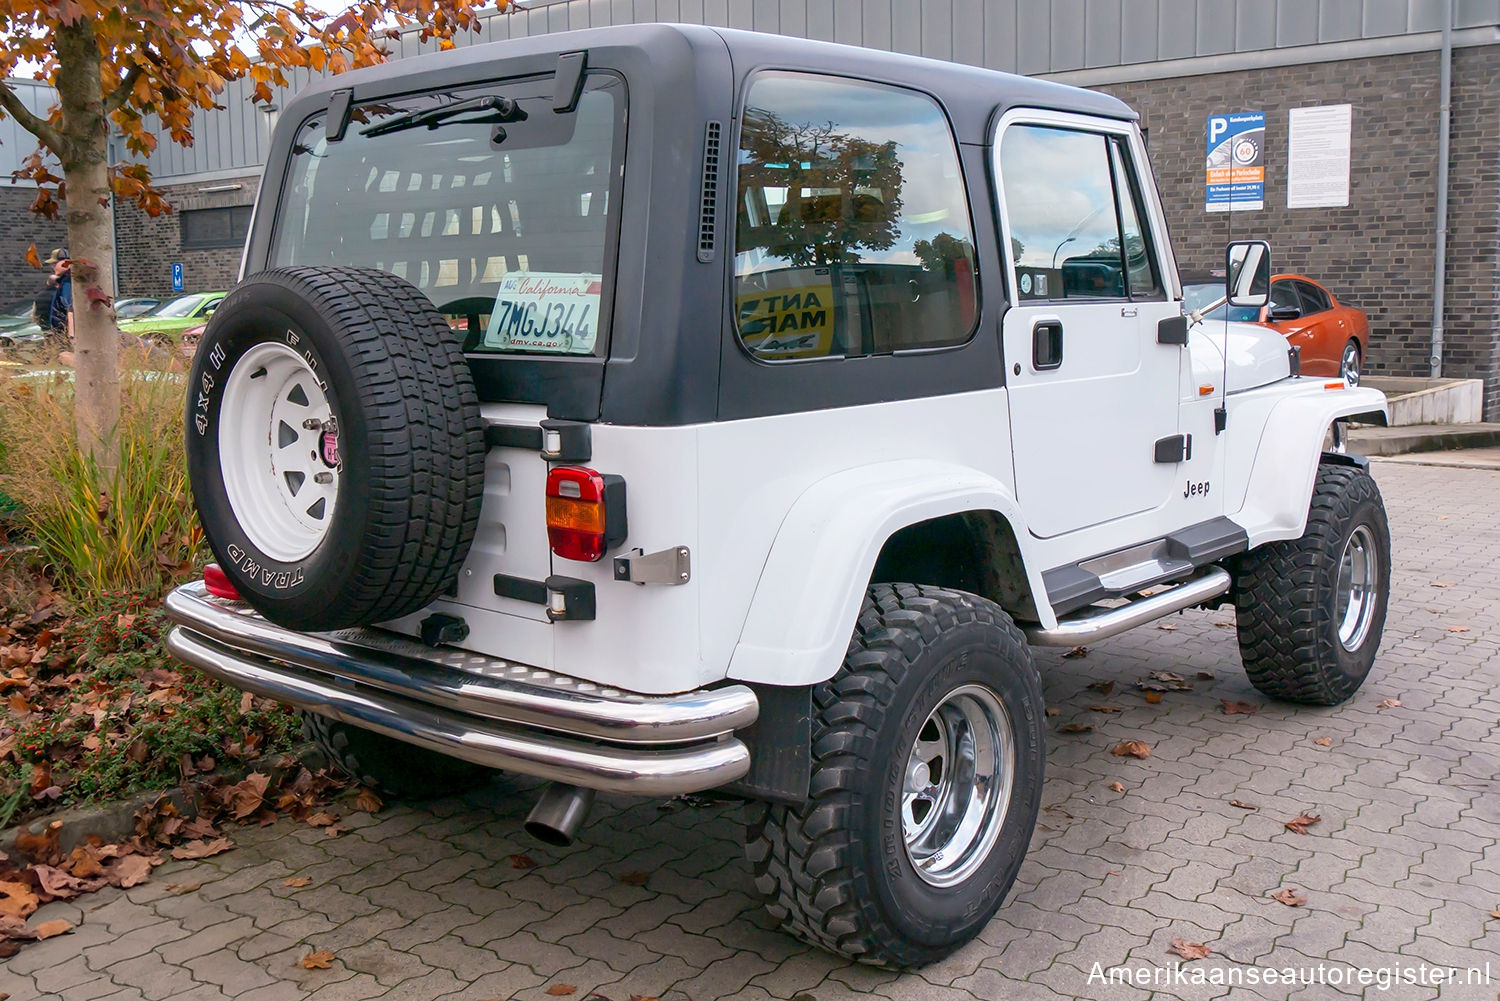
[41,248,72,355]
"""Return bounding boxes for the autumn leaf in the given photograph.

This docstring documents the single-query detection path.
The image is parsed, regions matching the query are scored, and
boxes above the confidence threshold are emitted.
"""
[1431,581,1454,588]
[110,854,155,889]
[1283,813,1322,835]
[0,882,40,919]
[171,838,235,861]
[1271,888,1308,907]
[282,877,313,888]
[1313,737,1332,747]
[239,691,253,715]
[1196,671,1214,680]
[1087,680,1115,696]
[545,986,577,996]
[1377,699,1403,709]
[165,882,202,895]
[1446,625,1469,633]
[1111,741,1151,759]
[1144,691,1163,704]
[1108,782,1125,793]
[1158,622,1178,631]
[1220,700,1257,715]
[1058,722,1095,734]
[618,871,650,886]
[306,812,339,828]
[299,949,335,970]
[1229,800,1257,810]
[1490,909,1500,920]
[353,788,383,813]
[1088,705,1122,714]
[33,919,72,939]
[24,244,41,269]
[1063,646,1088,659]
[509,854,537,870]
[1167,938,1211,961]
[1044,707,1060,717]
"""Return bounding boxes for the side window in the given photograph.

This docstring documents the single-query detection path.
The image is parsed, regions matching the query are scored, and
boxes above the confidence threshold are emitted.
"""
[733,73,978,361]
[1296,281,1331,314]
[1001,126,1123,301]
[1108,141,1161,298]
[1270,281,1302,314]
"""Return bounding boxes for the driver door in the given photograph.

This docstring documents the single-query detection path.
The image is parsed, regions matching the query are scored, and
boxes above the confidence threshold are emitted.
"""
[993,113,1183,540]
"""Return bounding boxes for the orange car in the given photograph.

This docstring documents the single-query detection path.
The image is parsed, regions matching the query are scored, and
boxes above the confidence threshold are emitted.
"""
[1182,273,1370,384]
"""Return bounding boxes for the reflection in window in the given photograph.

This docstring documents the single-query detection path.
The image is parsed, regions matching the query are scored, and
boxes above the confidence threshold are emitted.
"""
[733,73,978,360]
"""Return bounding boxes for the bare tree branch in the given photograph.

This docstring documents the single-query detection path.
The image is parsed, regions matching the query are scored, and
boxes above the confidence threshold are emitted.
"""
[0,79,67,156]
[104,65,145,116]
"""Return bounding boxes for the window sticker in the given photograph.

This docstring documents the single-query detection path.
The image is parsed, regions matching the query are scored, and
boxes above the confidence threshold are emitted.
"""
[483,272,602,354]
[736,267,837,359]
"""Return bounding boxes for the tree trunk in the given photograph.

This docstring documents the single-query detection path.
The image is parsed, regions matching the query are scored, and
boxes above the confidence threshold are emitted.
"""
[55,19,120,472]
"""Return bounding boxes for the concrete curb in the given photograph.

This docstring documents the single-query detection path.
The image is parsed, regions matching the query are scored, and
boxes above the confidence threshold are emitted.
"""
[0,742,328,858]
[1347,423,1500,457]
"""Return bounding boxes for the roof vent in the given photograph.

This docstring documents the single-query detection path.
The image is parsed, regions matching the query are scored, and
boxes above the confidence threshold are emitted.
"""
[697,121,723,263]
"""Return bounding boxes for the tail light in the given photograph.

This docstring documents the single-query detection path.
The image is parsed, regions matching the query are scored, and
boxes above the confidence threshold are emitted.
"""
[545,467,627,562]
[203,563,242,600]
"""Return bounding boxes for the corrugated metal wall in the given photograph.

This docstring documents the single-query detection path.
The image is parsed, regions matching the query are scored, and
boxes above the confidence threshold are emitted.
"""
[0,79,58,176]
[2,0,1496,178]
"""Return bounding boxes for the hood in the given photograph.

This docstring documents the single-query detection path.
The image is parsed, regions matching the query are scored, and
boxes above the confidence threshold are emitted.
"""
[1189,320,1292,394]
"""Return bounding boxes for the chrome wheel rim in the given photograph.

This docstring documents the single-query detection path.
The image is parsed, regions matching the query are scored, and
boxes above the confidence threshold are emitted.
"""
[1341,344,1360,385]
[1335,525,1378,651]
[901,683,1015,888]
[218,342,340,563]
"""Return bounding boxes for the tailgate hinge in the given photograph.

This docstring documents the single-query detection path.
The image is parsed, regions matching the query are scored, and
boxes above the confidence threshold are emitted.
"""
[613,546,691,586]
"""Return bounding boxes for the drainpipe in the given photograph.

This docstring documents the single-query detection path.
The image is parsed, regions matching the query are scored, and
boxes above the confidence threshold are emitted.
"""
[1430,0,1453,378]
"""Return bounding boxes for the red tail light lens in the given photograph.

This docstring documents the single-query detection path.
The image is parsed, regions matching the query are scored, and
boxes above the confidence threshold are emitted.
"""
[203,563,242,600]
[546,467,627,562]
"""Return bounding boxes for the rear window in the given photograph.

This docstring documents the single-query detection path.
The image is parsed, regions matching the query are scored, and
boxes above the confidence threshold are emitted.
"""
[733,72,978,361]
[271,73,625,357]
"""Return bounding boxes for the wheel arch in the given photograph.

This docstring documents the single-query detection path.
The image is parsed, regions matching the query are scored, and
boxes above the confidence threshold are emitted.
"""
[726,460,1050,689]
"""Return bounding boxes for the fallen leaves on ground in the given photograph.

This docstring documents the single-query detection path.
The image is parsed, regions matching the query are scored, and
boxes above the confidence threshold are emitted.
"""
[1063,646,1089,659]
[1167,938,1212,961]
[353,788,383,813]
[509,854,537,870]
[1139,672,1193,693]
[1431,581,1455,588]
[1109,782,1125,793]
[1144,691,1163,704]
[170,838,235,861]
[618,871,650,886]
[1313,737,1332,747]
[1447,625,1470,633]
[1271,888,1308,907]
[1087,680,1115,696]
[1490,909,1500,920]
[33,919,71,939]
[1220,700,1257,716]
[1229,800,1257,810]
[1283,813,1322,835]
[1058,723,1095,734]
[1088,705,1122,714]
[1044,707,1060,717]
[1111,741,1151,759]
[298,949,335,970]
[281,877,312,888]
[1158,623,1178,631]
[1377,699,1403,709]
[1196,671,1214,680]
[545,985,577,996]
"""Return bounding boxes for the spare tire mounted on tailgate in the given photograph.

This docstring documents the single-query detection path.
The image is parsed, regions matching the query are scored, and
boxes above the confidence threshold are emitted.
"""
[186,266,486,632]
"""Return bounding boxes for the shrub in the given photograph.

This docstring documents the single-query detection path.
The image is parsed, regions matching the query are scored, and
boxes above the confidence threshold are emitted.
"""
[0,369,201,596]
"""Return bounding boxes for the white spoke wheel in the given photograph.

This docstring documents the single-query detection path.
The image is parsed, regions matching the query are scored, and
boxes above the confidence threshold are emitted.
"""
[219,342,340,563]
[184,266,485,632]
[1234,462,1391,705]
[1340,341,1361,385]
[746,584,1044,968]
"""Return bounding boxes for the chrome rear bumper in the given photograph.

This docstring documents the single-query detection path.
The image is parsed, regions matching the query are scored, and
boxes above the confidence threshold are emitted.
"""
[163,581,757,796]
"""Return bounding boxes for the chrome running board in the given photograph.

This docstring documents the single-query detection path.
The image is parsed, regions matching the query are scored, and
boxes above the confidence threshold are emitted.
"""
[1024,567,1232,647]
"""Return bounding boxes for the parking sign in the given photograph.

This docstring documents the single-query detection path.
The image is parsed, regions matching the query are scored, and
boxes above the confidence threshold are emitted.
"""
[171,262,184,292]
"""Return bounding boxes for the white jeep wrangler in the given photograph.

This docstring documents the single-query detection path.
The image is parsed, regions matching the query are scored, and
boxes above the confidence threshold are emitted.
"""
[169,24,1391,968]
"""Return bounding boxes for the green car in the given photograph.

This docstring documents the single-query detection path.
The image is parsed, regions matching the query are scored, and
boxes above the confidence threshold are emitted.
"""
[119,291,226,344]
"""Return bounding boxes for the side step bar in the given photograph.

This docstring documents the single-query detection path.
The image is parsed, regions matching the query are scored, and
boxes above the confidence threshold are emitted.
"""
[1024,567,1232,647]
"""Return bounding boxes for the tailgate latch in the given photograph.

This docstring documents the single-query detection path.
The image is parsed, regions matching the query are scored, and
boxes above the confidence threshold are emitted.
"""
[613,546,691,586]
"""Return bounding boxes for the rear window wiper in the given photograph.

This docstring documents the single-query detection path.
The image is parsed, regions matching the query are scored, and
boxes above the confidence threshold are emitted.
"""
[360,94,527,138]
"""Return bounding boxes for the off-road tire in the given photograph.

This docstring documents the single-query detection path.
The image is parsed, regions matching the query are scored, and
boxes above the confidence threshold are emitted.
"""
[745,584,1045,968]
[300,713,489,799]
[1233,462,1390,704]
[186,266,486,631]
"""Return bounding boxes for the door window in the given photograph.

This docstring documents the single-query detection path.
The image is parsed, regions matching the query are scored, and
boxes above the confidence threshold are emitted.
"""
[1295,281,1332,314]
[733,72,978,361]
[999,125,1160,303]
[1270,281,1302,315]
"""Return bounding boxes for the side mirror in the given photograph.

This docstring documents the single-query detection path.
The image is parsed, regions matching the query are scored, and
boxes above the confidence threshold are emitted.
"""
[1226,240,1271,308]
[1269,305,1301,322]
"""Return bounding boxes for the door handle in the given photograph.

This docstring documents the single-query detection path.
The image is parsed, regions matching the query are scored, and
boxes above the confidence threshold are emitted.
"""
[1032,320,1063,370]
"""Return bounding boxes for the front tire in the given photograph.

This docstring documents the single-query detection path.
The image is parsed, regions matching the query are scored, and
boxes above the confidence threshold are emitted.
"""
[1233,462,1390,704]
[745,584,1044,968]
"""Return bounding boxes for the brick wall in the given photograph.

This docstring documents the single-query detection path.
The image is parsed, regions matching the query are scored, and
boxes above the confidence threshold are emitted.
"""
[114,176,261,297]
[1102,44,1500,419]
[0,186,67,306]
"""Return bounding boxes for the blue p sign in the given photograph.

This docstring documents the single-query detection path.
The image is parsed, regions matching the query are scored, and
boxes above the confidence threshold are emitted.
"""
[171,262,184,292]
[1208,116,1229,147]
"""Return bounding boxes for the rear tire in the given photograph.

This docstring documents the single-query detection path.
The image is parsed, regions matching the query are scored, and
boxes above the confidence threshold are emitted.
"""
[745,584,1044,968]
[1233,462,1390,705]
[1340,340,1361,385]
[301,713,489,799]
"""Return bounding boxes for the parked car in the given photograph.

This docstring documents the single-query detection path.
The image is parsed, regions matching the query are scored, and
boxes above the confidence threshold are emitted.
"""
[0,298,37,333]
[118,291,225,344]
[166,24,1390,968]
[1183,272,1369,383]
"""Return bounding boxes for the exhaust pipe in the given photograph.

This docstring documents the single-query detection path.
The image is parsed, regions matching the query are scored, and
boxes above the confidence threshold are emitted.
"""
[525,783,595,846]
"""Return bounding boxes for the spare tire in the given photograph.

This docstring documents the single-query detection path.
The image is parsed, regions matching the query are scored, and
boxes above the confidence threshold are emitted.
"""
[185,266,486,631]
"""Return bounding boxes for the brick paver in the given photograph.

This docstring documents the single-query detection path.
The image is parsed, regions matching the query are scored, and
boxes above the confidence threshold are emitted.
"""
[4,461,1498,1000]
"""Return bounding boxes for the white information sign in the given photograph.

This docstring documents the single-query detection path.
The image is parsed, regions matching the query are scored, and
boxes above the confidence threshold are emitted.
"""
[1287,104,1353,209]
[483,272,602,354]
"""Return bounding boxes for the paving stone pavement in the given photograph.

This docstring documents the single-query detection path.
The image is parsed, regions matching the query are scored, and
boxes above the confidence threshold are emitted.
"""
[5,461,1499,1001]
